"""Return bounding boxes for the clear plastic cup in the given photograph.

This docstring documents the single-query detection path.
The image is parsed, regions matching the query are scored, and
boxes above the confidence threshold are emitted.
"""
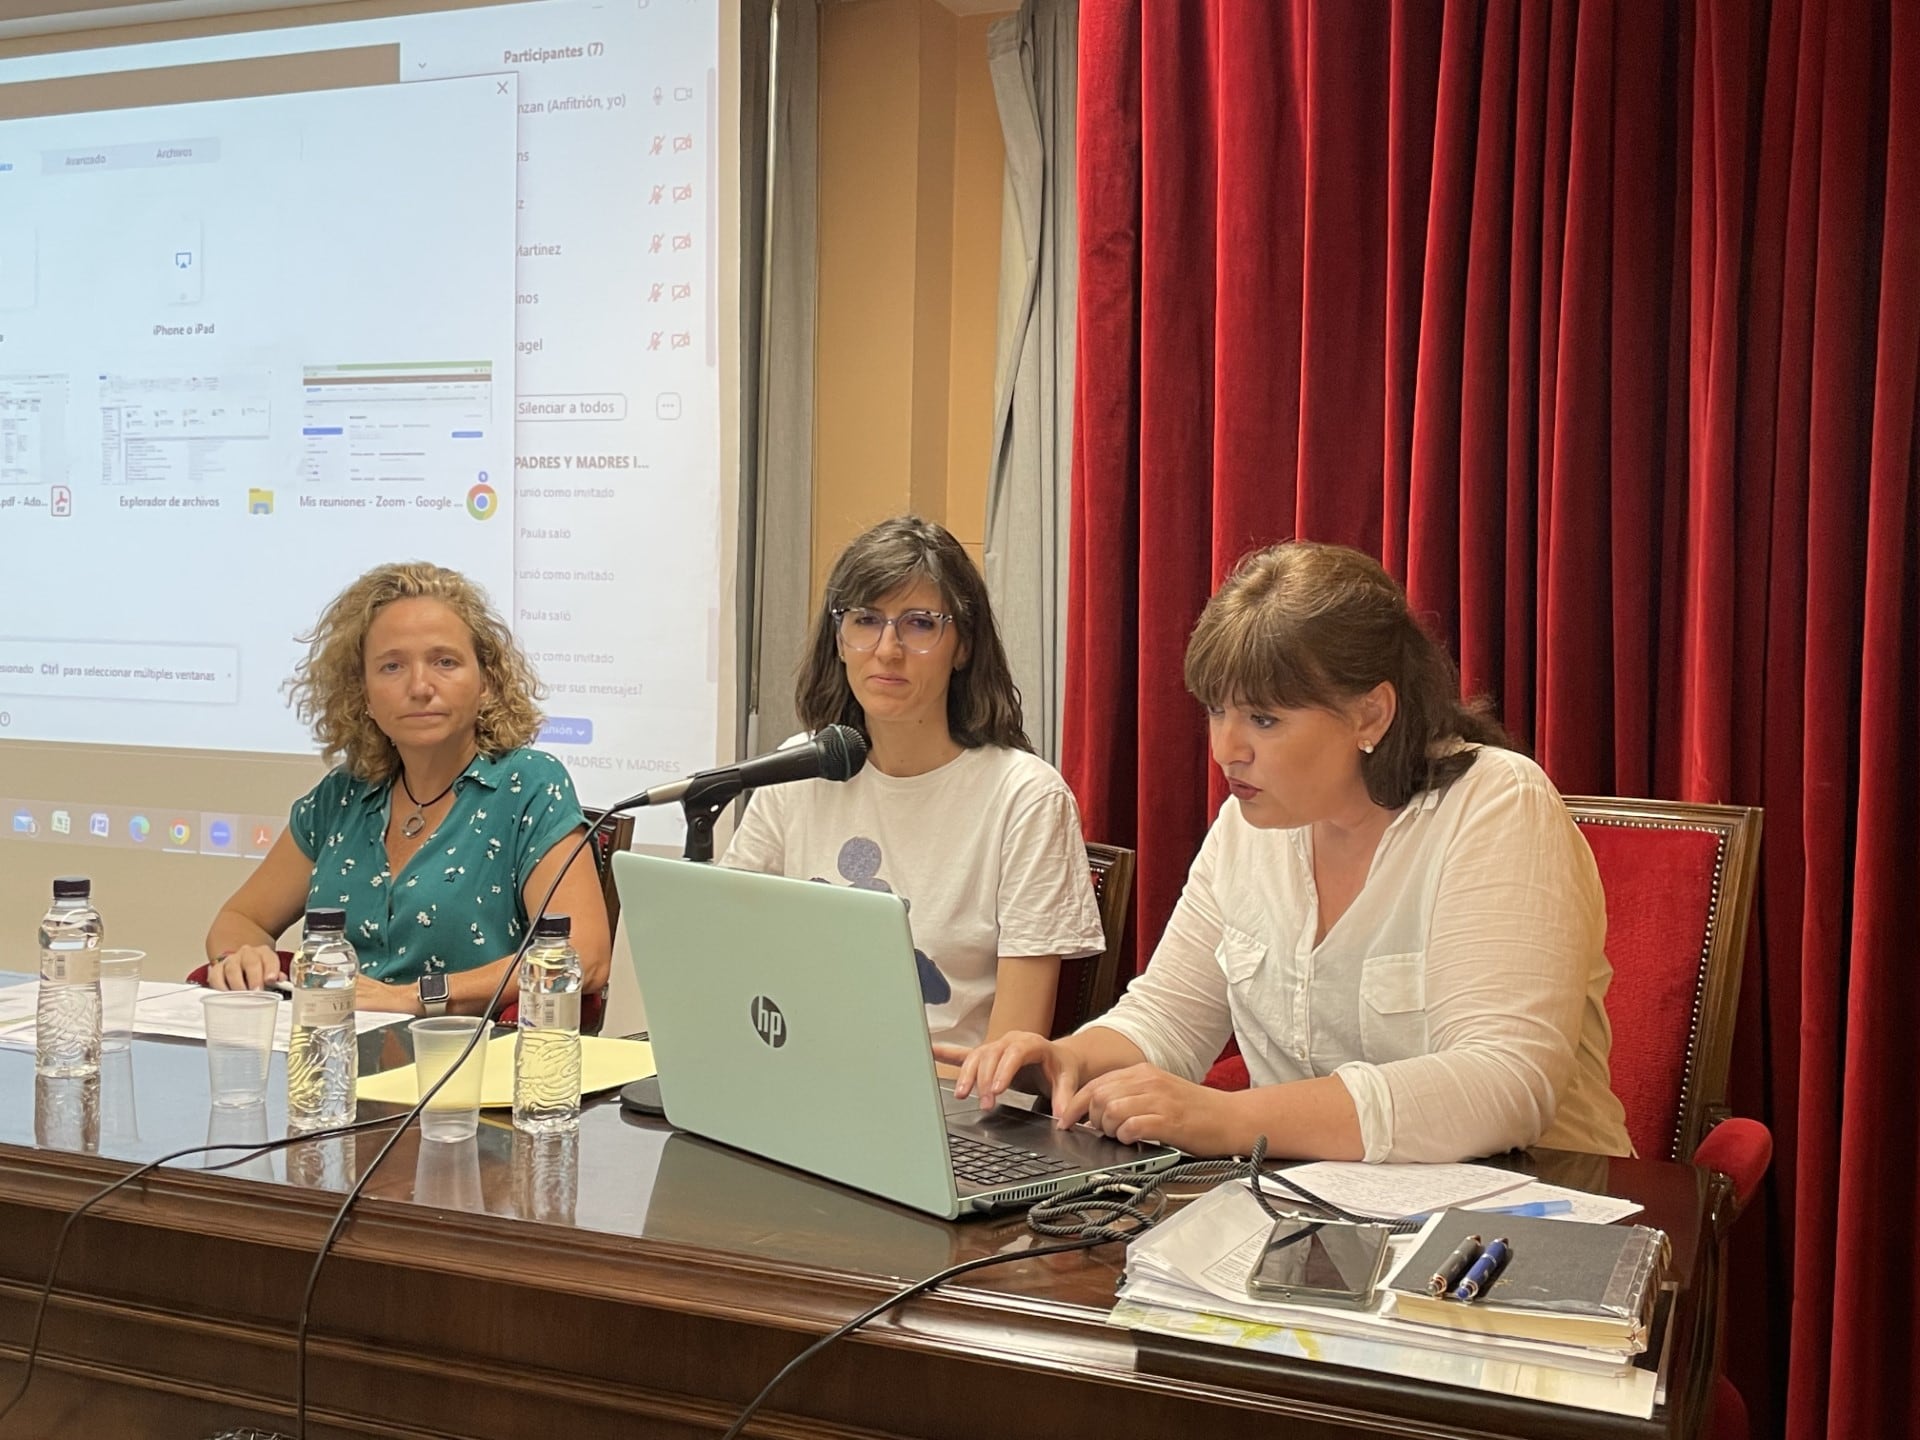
[201,992,278,1107]
[409,1016,489,1142]
[99,949,145,1053]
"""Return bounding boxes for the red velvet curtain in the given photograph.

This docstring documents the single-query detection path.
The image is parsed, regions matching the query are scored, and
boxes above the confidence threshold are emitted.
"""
[1063,3,1920,1437]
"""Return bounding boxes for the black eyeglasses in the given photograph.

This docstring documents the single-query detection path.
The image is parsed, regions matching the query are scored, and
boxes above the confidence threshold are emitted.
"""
[831,606,955,654]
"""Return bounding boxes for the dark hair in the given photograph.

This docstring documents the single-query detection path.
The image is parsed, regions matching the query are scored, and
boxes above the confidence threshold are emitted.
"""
[795,516,1031,751]
[1183,541,1510,808]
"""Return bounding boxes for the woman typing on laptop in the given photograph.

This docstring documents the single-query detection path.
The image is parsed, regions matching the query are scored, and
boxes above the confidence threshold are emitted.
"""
[722,517,1104,1049]
[942,542,1632,1164]
[202,562,609,1015]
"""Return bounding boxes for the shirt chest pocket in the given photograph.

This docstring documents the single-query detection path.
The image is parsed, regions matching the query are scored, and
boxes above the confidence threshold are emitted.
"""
[1215,926,1267,987]
[1357,952,1428,1058]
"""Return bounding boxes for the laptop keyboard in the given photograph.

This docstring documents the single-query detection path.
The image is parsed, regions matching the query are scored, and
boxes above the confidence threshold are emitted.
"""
[946,1132,1079,1188]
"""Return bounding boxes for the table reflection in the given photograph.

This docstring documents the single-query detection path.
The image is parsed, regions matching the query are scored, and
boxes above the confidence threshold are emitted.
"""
[414,1133,484,1209]
[100,1046,139,1146]
[510,1128,579,1225]
[205,1102,274,1182]
[34,1070,98,1154]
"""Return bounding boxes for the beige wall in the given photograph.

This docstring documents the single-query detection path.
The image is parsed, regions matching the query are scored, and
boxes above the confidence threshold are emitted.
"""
[813,0,1010,596]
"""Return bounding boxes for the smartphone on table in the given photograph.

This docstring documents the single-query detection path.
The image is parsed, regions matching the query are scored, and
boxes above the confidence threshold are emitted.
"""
[1244,1218,1391,1308]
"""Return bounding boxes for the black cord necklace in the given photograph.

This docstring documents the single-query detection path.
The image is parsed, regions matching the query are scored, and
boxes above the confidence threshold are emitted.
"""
[398,763,467,838]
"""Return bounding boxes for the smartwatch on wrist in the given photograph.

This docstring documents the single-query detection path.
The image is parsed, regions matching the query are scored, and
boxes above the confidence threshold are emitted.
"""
[417,972,450,1017]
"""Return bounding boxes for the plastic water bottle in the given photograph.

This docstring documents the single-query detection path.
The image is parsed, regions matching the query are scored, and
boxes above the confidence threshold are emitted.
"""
[37,876,103,1078]
[513,914,582,1134]
[287,907,359,1131]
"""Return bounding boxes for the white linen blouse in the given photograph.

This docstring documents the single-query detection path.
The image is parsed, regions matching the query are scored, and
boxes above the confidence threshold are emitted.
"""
[1089,746,1633,1163]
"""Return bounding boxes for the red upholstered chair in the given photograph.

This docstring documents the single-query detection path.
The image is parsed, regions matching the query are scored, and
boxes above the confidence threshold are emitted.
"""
[187,808,635,1035]
[1564,796,1766,1194]
[1049,843,1136,1036]
[1563,796,1768,1440]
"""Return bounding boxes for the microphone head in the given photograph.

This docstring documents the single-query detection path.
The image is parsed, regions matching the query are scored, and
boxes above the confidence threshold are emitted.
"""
[815,724,869,782]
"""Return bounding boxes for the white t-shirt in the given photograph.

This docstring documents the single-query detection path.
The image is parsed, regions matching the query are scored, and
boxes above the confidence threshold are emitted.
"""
[721,743,1107,1047]
[1091,746,1633,1164]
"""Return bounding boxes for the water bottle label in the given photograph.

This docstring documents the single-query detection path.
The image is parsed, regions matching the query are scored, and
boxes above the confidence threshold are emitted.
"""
[525,990,580,1031]
[46,951,99,985]
[292,987,354,1028]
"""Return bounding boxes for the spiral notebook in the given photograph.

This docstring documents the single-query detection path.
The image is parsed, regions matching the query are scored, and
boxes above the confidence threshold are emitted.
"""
[1382,1209,1670,1351]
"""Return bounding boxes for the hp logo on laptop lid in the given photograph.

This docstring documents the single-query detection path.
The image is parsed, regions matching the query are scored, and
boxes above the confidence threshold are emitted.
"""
[750,995,787,1048]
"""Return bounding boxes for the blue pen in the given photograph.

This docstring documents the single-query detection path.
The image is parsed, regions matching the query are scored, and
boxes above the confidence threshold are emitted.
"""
[1475,1199,1573,1219]
[1405,1198,1572,1224]
[1453,1236,1512,1301]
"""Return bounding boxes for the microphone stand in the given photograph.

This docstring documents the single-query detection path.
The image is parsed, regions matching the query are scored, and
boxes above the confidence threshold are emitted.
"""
[676,772,741,864]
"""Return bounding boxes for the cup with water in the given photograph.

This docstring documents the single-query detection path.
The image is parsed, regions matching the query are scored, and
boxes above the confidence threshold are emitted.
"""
[201,992,278,1108]
[408,1016,490,1142]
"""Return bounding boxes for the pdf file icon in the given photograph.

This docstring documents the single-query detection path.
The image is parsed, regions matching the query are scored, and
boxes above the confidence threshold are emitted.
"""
[50,485,71,517]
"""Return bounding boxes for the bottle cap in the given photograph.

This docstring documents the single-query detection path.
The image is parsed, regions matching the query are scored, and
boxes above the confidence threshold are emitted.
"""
[52,876,91,900]
[305,906,348,931]
[533,913,571,939]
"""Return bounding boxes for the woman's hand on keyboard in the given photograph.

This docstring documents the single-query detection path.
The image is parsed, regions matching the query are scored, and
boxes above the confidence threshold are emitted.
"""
[936,1032,1084,1121]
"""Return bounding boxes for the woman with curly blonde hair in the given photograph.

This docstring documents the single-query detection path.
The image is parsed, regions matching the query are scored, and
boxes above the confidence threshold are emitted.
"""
[204,562,610,1016]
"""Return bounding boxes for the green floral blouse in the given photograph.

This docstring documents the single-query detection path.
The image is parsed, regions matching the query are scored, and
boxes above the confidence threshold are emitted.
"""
[289,747,585,983]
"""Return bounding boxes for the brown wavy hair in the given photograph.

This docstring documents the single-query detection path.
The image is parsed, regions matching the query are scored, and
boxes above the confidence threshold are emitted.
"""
[795,516,1031,751]
[286,562,545,782]
[1184,541,1511,808]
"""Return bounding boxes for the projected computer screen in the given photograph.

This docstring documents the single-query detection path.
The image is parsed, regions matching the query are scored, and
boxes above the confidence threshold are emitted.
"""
[0,0,724,823]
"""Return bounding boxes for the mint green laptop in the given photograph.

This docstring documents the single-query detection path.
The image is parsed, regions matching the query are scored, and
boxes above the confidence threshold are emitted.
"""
[611,851,1179,1219]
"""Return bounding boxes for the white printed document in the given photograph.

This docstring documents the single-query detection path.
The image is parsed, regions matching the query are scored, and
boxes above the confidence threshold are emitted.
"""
[0,979,405,1052]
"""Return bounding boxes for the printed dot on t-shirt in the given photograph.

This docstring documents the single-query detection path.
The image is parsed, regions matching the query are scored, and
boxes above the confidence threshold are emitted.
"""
[837,837,884,887]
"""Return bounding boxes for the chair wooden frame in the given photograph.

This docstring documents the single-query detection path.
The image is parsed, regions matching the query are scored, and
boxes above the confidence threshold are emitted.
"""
[1563,795,1763,1162]
[1052,842,1137,1036]
[579,808,637,1034]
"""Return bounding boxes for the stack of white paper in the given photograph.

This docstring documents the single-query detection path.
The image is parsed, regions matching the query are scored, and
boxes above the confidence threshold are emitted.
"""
[0,980,406,1053]
[1112,1179,1664,1419]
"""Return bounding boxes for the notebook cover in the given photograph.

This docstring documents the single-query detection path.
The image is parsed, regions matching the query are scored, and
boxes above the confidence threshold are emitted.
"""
[1385,1209,1668,1339]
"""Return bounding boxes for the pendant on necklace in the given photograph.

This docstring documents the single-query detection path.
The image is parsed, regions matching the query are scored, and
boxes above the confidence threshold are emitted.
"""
[402,812,427,839]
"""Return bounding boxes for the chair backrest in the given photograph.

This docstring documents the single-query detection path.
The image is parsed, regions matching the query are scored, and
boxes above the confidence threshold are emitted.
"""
[1050,842,1136,1037]
[1564,796,1762,1163]
[581,807,638,933]
[579,807,636,1035]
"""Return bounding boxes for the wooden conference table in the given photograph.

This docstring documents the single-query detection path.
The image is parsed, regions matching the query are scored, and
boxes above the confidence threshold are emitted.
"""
[0,1018,1729,1440]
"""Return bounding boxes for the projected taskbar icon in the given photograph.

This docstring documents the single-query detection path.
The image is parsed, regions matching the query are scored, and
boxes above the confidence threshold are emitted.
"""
[1,799,283,858]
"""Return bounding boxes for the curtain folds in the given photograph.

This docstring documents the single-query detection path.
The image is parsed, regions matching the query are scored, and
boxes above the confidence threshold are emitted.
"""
[985,0,1081,764]
[1063,4,1920,1438]
[741,0,819,757]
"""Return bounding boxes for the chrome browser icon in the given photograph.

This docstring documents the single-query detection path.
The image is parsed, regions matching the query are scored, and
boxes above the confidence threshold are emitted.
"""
[466,482,498,520]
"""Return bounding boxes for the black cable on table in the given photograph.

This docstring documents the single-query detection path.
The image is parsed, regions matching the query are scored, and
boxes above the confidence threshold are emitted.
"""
[289,808,617,1437]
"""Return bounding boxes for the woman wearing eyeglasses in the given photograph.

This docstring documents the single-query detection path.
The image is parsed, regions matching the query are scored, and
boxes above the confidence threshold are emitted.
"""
[721,516,1105,1048]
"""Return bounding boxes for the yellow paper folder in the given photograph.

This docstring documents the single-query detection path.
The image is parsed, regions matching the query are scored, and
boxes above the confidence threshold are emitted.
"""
[355,1033,656,1109]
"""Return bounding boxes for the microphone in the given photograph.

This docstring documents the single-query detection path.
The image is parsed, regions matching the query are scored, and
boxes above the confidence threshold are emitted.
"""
[624,723,869,809]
